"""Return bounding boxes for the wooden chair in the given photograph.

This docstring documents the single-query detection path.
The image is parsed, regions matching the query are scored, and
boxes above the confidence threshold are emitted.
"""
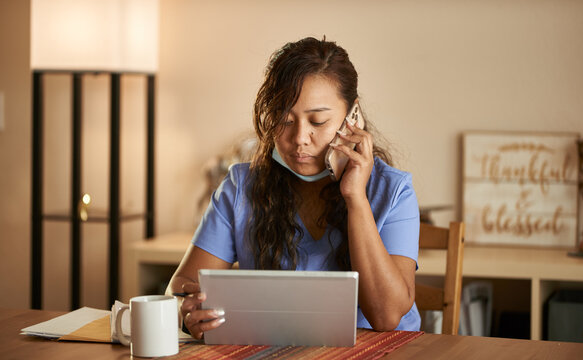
[416,221,465,335]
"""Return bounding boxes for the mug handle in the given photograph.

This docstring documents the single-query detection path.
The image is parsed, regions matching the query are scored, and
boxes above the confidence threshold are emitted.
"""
[115,305,131,346]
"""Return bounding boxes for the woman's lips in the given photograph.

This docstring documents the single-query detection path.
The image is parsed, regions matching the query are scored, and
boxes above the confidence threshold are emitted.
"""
[291,153,315,163]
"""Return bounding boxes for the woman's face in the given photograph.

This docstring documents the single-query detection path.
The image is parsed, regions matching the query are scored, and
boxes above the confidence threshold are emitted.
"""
[274,75,349,176]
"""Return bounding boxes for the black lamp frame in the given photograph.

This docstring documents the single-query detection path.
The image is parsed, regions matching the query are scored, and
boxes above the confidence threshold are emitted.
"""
[31,70,155,310]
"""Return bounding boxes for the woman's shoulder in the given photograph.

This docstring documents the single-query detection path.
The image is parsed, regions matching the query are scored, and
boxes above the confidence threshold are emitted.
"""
[368,158,418,216]
[228,162,251,175]
[226,162,252,184]
[212,163,251,199]
[370,157,413,188]
[211,162,252,210]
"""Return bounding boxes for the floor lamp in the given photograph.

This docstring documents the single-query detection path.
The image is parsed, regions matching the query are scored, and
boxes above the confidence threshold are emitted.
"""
[30,0,159,310]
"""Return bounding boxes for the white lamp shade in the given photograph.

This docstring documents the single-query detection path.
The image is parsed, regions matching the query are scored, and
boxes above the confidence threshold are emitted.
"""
[31,0,158,73]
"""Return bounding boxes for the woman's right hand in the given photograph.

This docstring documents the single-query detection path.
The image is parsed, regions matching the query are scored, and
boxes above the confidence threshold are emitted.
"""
[180,281,225,340]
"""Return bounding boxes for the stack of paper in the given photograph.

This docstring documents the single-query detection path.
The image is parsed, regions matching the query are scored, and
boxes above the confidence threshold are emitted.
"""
[21,307,112,342]
[21,304,194,343]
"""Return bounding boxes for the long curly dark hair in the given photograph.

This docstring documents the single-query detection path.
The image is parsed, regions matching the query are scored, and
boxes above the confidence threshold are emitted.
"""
[248,37,391,270]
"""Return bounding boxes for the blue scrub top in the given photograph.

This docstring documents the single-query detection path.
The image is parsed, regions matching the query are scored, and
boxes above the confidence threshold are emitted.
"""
[192,157,421,330]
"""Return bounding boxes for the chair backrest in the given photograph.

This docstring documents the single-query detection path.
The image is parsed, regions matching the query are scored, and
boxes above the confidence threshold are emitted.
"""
[416,221,465,335]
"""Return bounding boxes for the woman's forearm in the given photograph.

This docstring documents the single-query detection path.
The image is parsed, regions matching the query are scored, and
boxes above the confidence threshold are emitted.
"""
[165,273,197,296]
[346,197,415,330]
[165,244,231,296]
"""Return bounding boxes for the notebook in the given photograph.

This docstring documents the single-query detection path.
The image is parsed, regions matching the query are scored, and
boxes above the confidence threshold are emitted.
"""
[198,269,359,347]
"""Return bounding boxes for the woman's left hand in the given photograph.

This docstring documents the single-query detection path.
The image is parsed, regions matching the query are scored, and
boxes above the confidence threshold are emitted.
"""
[330,121,374,203]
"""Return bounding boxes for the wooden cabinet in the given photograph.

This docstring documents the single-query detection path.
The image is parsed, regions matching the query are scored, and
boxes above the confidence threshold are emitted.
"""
[418,245,583,340]
[126,232,190,300]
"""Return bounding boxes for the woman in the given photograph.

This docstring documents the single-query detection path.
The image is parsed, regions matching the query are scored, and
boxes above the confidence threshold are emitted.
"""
[166,37,420,339]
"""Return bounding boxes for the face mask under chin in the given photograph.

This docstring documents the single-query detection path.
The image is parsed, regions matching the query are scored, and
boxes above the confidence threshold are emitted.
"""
[271,148,330,182]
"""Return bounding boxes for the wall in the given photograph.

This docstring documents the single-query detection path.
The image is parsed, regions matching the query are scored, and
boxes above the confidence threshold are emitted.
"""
[157,0,583,236]
[1,0,582,310]
[0,0,31,309]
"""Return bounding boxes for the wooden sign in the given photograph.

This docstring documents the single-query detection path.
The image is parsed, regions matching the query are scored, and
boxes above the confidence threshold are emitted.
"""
[462,131,580,247]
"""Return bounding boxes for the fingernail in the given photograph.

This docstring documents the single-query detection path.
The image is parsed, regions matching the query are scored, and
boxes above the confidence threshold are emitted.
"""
[214,309,225,317]
[329,143,338,147]
[197,292,205,300]
[336,130,347,136]
[216,317,226,324]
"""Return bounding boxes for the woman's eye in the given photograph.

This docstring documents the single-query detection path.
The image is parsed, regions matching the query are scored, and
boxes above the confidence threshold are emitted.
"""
[311,119,329,126]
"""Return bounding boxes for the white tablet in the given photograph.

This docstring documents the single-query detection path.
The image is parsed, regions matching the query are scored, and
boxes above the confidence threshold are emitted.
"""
[198,269,359,347]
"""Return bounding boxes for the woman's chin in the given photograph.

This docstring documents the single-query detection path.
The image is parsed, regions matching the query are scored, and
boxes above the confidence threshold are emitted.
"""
[293,166,325,176]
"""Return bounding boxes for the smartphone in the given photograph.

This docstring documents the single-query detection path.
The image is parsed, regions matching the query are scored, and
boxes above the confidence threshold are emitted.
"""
[325,102,366,181]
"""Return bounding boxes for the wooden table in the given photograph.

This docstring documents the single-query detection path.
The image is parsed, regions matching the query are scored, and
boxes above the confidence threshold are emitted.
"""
[2,308,128,360]
[389,331,583,359]
[3,308,582,359]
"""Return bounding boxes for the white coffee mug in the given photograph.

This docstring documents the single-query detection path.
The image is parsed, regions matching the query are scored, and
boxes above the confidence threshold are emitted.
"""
[115,295,179,357]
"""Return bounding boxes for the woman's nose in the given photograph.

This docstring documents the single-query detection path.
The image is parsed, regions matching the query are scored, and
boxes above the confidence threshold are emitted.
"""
[292,121,311,145]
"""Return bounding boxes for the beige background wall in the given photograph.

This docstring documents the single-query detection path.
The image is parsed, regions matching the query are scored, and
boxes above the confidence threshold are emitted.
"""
[1,0,582,309]
[157,0,583,234]
[0,0,31,309]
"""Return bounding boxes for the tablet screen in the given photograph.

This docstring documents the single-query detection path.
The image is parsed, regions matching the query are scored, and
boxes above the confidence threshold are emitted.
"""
[198,269,359,347]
